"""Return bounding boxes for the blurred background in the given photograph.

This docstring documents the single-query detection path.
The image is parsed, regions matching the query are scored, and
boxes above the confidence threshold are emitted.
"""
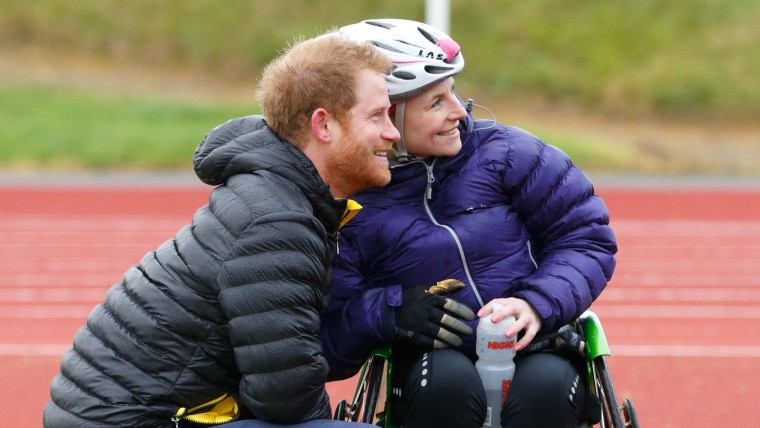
[2,2,760,427]
[1,0,758,177]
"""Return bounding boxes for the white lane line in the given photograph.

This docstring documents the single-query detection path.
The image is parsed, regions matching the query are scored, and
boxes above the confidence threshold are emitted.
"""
[6,286,760,304]
[0,259,148,271]
[612,345,760,358]
[0,288,108,302]
[592,305,760,319]
[601,287,760,302]
[610,276,760,287]
[0,305,94,318]
[4,343,760,358]
[0,216,185,230]
[4,303,760,319]
[0,344,70,356]
[617,259,759,270]
[612,220,760,236]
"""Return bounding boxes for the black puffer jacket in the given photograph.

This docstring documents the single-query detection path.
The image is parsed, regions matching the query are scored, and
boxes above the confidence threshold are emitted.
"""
[44,115,345,427]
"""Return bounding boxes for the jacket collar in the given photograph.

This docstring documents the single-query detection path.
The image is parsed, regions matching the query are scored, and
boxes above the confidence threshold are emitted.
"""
[194,115,347,232]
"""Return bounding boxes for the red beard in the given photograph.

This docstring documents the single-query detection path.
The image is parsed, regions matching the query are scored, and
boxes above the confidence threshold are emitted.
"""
[326,130,391,197]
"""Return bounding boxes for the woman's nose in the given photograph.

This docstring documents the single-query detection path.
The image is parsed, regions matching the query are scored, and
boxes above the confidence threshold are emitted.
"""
[451,97,468,120]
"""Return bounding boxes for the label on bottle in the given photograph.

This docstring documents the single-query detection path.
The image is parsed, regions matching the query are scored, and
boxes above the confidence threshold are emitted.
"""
[483,406,492,427]
[501,378,512,406]
[476,305,516,428]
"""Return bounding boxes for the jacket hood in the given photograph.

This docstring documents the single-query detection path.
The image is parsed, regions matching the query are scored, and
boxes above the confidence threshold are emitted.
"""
[194,115,345,231]
[194,115,322,188]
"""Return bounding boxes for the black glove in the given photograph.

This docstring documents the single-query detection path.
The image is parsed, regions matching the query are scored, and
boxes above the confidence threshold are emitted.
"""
[522,327,586,359]
[393,279,475,350]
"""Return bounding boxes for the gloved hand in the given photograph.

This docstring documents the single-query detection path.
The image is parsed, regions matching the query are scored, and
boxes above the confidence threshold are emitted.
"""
[393,279,476,350]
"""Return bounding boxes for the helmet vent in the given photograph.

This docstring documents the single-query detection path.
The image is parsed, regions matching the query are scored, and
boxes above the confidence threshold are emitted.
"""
[373,41,406,55]
[392,70,416,80]
[397,40,423,50]
[417,27,439,44]
[424,65,453,75]
[366,20,395,29]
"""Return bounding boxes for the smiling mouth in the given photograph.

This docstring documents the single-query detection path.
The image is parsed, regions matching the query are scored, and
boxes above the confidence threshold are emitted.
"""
[439,128,458,136]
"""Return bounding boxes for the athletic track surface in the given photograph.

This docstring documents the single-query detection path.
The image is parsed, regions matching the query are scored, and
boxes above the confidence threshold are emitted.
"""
[2,174,759,427]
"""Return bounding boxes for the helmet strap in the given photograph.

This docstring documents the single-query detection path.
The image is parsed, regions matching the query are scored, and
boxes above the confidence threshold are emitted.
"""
[390,102,416,164]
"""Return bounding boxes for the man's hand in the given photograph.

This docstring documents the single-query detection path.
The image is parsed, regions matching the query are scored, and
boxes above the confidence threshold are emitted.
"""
[394,280,475,349]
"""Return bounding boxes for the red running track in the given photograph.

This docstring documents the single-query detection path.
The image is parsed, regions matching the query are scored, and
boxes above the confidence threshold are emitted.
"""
[2,179,760,427]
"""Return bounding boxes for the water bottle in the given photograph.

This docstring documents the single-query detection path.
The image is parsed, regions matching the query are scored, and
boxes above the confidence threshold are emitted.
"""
[475,304,516,428]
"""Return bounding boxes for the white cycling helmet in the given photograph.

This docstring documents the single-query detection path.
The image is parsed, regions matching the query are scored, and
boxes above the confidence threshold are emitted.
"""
[339,18,464,102]
[340,19,465,163]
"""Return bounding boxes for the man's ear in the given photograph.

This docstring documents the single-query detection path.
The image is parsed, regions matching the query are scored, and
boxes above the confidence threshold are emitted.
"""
[310,108,333,143]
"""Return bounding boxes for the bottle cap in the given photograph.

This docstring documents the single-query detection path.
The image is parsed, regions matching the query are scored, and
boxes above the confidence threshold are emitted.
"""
[478,303,515,332]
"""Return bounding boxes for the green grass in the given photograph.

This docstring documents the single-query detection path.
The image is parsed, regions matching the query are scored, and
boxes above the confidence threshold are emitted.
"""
[0,85,250,170]
[2,0,758,119]
[542,133,633,172]
[1,0,758,171]
[455,0,760,119]
[0,84,631,172]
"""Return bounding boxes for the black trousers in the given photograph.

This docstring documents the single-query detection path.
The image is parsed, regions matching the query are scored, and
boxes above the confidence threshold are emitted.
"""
[390,348,590,428]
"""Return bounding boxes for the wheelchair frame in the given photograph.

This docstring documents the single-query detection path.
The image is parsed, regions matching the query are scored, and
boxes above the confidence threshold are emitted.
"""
[333,310,639,428]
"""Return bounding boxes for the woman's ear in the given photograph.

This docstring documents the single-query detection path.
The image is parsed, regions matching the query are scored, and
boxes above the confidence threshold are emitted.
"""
[310,108,332,143]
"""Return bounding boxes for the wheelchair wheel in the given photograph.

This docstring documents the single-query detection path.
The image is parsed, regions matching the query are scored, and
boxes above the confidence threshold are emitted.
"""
[622,399,640,428]
[333,399,347,421]
[360,356,386,424]
[341,356,375,422]
[590,355,626,428]
[333,347,393,427]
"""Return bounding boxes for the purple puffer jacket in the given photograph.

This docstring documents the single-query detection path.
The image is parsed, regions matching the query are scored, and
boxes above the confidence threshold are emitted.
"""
[321,112,617,380]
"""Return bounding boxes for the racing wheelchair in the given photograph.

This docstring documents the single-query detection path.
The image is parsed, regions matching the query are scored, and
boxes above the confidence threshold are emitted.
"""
[333,310,639,428]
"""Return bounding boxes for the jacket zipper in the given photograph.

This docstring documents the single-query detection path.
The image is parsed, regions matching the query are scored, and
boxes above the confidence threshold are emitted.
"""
[171,393,239,427]
[421,160,485,308]
[336,198,362,255]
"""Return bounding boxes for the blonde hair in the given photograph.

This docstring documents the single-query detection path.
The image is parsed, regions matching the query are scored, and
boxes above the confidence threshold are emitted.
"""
[256,32,392,148]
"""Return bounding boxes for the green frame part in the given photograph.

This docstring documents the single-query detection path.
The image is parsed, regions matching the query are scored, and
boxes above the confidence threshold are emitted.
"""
[354,310,617,428]
[580,310,611,359]
[369,346,393,428]
[579,309,611,406]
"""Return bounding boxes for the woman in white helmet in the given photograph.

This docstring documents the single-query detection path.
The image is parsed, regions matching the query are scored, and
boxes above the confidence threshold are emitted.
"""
[323,19,617,427]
